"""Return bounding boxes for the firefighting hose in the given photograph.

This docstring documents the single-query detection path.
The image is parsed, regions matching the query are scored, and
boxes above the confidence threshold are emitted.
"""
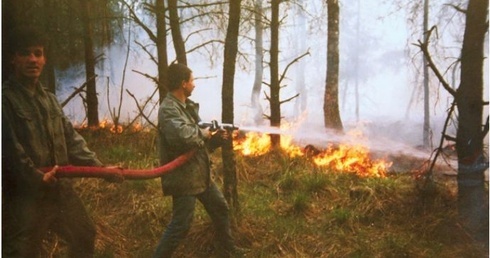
[39,121,238,180]
[39,149,196,180]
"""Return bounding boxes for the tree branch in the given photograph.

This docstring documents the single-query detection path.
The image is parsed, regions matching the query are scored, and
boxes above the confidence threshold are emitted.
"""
[132,70,159,85]
[184,28,212,43]
[121,0,157,43]
[180,11,226,24]
[427,100,457,179]
[279,50,310,85]
[126,90,158,129]
[414,27,457,96]
[263,90,270,101]
[134,40,158,65]
[187,39,224,54]
[280,93,300,105]
[179,1,227,9]
[125,91,159,131]
[61,75,97,107]
[445,3,466,14]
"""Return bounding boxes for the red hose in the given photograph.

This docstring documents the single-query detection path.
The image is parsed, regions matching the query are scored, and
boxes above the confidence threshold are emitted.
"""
[39,150,196,180]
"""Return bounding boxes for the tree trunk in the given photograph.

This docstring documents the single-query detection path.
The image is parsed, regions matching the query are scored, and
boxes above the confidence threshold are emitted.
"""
[293,0,307,119]
[422,0,431,148]
[251,0,264,124]
[2,0,15,82]
[43,0,57,93]
[156,0,168,102]
[80,0,99,127]
[354,0,360,122]
[221,0,242,211]
[455,0,488,244]
[168,0,187,65]
[324,0,343,131]
[269,0,281,147]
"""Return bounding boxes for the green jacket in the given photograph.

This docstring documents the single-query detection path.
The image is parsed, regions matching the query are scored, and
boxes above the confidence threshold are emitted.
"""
[2,79,103,197]
[158,94,212,196]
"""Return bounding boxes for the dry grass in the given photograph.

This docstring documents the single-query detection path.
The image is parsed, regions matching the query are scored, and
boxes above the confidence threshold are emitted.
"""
[43,129,488,257]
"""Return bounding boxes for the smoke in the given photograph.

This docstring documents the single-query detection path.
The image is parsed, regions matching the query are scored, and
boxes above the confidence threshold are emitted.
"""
[55,0,487,161]
[57,40,160,124]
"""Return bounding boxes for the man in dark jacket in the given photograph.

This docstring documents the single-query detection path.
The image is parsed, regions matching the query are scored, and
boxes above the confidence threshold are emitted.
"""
[154,63,246,257]
[2,27,103,257]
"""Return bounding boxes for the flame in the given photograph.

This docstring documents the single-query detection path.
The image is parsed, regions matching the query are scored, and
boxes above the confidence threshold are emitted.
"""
[233,130,391,178]
[312,144,390,177]
[233,132,271,156]
[97,118,123,133]
[279,134,304,158]
[72,118,149,133]
[110,125,123,134]
[232,132,303,157]
[99,119,109,129]
[132,122,143,132]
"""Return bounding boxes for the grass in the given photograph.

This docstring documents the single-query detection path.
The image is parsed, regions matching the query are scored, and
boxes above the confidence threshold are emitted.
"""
[43,128,488,257]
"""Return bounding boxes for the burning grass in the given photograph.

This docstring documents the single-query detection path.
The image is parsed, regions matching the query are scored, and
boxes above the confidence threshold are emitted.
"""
[42,128,487,257]
[233,130,392,178]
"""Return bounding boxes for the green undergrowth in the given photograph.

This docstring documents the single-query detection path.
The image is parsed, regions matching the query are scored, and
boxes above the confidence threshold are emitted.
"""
[43,129,488,257]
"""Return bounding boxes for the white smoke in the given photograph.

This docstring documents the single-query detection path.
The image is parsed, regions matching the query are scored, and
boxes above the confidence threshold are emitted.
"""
[55,0,487,161]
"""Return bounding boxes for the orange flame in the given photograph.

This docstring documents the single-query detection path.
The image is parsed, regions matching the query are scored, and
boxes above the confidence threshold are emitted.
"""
[312,144,390,177]
[110,125,123,134]
[99,119,109,129]
[132,122,143,132]
[233,132,271,156]
[233,130,391,178]
[72,118,149,133]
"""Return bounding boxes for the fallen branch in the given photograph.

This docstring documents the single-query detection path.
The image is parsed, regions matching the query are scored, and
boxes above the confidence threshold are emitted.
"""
[426,100,457,179]
[39,150,196,180]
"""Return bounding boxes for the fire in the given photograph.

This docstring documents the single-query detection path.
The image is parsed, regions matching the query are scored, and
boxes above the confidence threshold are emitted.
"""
[99,118,124,133]
[233,132,271,156]
[233,130,391,178]
[232,132,305,157]
[73,118,147,133]
[279,134,305,158]
[312,144,390,177]
[132,122,143,132]
[99,119,108,129]
[110,124,123,134]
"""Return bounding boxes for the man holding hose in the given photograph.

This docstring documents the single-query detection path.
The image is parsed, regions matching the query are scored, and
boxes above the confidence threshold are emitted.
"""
[2,26,105,257]
[154,63,247,257]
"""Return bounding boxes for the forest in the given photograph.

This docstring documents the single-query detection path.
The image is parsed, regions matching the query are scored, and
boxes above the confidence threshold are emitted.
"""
[2,0,489,257]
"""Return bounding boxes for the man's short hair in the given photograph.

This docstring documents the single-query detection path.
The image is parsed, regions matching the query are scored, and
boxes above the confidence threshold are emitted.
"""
[167,63,192,91]
[8,26,48,56]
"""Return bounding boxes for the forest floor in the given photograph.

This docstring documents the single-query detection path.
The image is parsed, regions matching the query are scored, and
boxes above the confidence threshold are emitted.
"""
[43,128,488,258]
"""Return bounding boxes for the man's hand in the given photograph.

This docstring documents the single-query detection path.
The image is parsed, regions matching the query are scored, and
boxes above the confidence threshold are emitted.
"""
[43,165,58,185]
[209,129,229,149]
[218,129,230,140]
[201,127,212,139]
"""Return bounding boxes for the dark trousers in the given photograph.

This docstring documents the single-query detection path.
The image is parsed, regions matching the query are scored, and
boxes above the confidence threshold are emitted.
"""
[153,182,234,258]
[2,182,96,258]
